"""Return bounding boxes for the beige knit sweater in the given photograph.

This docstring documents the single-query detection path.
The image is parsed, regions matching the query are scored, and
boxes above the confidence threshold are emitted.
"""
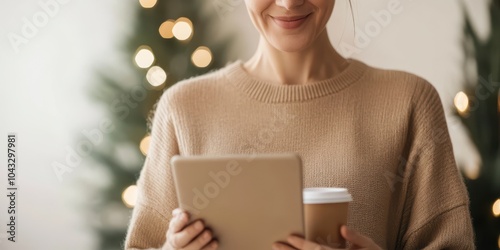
[124,59,475,250]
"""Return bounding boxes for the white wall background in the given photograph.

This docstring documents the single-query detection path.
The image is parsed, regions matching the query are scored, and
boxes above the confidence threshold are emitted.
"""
[0,0,134,249]
[0,0,491,249]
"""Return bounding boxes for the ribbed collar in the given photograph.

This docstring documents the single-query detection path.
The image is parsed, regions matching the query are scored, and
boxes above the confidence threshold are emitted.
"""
[223,58,368,103]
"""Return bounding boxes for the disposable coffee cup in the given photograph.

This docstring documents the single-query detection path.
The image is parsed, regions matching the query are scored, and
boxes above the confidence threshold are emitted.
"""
[303,188,353,248]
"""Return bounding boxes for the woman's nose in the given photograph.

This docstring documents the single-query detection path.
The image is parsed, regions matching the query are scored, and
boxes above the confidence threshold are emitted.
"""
[276,0,305,10]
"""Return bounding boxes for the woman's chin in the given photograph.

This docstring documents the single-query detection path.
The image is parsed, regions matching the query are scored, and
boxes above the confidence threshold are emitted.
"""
[270,39,311,53]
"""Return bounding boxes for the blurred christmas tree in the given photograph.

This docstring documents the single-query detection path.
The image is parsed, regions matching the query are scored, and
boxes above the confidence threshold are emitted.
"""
[458,0,500,248]
[84,0,232,249]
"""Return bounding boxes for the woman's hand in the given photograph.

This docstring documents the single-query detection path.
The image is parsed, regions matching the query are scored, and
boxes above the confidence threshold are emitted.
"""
[272,226,382,250]
[163,208,218,250]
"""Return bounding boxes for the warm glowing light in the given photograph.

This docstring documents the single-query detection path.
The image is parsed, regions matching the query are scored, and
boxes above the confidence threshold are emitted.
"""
[146,66,167,87]
[191,46,213,68]
[498,234,500,249]
[497,92,500,113]
[454,91,469,114]
[134,46,155,69]
[122,185,138,208]
[139,0,157,8]
[464,163,480,180]
[159,20,175,39]
[139,135,151,155]
[493,199,500,217]
[172,17,193,41]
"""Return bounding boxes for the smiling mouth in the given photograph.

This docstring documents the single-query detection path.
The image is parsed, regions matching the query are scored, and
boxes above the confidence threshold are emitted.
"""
[271,13,312,29]
[272,14,311,21]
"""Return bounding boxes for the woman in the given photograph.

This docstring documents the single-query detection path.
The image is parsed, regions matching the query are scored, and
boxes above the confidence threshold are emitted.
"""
[125,0,475,249]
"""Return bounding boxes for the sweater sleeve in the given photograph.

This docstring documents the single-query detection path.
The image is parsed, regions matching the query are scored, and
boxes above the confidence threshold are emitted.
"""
[124,91,180,250]
[397,80,475,249]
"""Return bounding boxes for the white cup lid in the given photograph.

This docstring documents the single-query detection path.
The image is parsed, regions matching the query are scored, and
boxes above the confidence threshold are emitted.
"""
[303,188,353,204]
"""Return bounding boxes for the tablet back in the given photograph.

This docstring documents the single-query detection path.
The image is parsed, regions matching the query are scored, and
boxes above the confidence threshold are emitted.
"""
[171,153,304,250]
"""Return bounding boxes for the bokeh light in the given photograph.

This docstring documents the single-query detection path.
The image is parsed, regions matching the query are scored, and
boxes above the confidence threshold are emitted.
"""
[139,135,151,156]
[464,163,480,180]
[497,91,499,112]
[159,19,175,39]
[139,0,157,8]
[134,46,155,69]
[172,17,193,41]
[454,91,469,114]
[122,185,138,208]
[146,66,167,87]
[493,199,500,217]
[498,234,500,249]
[191,46,213,68]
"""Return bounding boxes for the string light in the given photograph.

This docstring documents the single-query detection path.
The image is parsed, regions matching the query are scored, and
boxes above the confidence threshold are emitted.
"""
[139,135,151,156]
[464,163,480,180]
[159,19,175,39]
[191,46,213,68]
[172,17,193,41]
[122,185,138,208]
[134,46,155,69]
[454,91,469,115]
[146,66,167,87]
[497,91,499,112]
[493,199,500,217]
[498,234,500,249]
[139,0,157,8]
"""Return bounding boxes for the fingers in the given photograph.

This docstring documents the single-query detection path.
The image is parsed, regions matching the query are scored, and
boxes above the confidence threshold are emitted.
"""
[165,208,218,250]
[272,242,297,250]
[169,211,189,234]
[170,220,206,248]
[172,208,183,217]
[340,226,374,248]
[275,228,377,250]
[201,240,218,250]
[273,235,327,250]
[184,229,217,250]
[288,235,323,250]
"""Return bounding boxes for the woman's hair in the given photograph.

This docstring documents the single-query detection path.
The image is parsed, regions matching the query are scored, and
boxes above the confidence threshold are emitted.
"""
[339,0,356,43]
[349,0,355,27]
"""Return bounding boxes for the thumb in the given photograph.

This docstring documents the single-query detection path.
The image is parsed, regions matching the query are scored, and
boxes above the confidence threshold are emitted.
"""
[172,208,184,217]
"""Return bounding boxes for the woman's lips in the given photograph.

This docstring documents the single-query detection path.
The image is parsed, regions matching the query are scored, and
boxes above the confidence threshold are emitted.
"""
[271,14,311,30]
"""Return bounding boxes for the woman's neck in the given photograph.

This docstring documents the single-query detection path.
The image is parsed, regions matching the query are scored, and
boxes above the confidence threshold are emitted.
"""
[243,30,349,86]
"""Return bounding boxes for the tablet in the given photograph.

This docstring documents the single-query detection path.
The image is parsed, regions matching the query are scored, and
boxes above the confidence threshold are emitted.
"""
[171,153,304,250]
